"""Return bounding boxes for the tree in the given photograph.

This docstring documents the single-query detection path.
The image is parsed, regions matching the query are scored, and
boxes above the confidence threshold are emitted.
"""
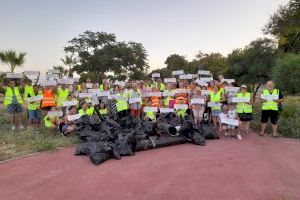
[60,54,77,77]
[226,38,277,100]
[53,65,68,76]
[263,0,300,53]
[164,54,188,71]
[0,50,26,72]
[272,53,300,94]
[64,31,149,81]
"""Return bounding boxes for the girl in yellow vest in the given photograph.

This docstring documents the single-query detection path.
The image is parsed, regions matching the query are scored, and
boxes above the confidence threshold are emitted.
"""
[25,85,43,127]
[56,84,69,107]
[98,102,108,117]
[2,80,24,130]
[208,85,226,129]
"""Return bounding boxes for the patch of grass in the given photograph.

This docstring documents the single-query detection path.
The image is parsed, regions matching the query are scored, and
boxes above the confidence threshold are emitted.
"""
[0,112,80,161]
[251,96,300,139]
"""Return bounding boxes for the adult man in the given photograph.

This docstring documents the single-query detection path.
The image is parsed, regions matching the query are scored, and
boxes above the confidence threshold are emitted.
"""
[260,80,284,137]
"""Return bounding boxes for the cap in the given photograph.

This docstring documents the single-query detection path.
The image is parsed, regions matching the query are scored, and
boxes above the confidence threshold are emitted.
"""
[240,84,247,89]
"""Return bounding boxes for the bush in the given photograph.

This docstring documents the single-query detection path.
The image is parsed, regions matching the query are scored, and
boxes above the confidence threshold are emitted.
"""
[251,96,300,138]
[272,53,300,94]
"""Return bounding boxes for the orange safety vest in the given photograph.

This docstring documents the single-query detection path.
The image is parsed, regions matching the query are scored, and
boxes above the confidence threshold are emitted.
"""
[41,89,56,108]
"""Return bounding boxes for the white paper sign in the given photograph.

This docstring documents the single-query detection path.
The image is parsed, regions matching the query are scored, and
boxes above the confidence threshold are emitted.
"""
[198,70,211,75]
[150,92,162,97]
[231,97,250,103]
[129,97,142,104]
[225,87,240,93]
[42,80,56,86]
[108,95,116,100]
[162,91,175,97]
[67,114,81,121]
[97,91,111,97]
[47,111,63,117]
[159,108,175,113]
[172,70,184,76]
[152,73,160,78]
[78,93,92,98]
[174,104,188,109]
[201,90,211,96]
[179,74,193,80]
[6,73,23,79]
[143,107,159,113]
[207,102,222,108]
[114,81,126,86]
[220,118,239,126]
[27,95,43,103]
[62,100,78,107]
[86,83,93,89]
[191,98,205,104]
[115,95,128,101]
[200,77,213,82]
[142,92,152,97]
[47,69,60,74]
[164,78,176,83]
[88,89,100,94]
[73,78,80,82]
[261,94,279,101]
[175,89,187,94]
[222,79,235,83]
[195,79,208,86]
[46,73,59,79]
[58,79,73,85]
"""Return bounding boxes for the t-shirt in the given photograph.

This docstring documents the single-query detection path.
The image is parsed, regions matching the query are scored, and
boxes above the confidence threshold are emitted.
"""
[228,110,237,119]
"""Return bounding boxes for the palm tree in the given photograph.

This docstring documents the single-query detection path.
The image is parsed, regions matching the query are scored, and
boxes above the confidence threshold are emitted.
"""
[60,54,77,77]
[0,50,26,72]
[53,65,68,76]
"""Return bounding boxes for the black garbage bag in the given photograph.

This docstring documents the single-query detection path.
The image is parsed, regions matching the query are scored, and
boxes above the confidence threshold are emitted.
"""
[197,121,219,139]
[143,120,157,136]
[156,122,178,136]
[191,131,206,146]
[115,132,136,156]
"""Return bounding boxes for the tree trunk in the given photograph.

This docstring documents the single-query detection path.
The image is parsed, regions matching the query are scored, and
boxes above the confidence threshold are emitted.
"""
[252,83,261,102]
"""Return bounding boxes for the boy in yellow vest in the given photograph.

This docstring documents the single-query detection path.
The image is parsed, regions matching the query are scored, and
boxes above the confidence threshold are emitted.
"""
[25,85,43,127]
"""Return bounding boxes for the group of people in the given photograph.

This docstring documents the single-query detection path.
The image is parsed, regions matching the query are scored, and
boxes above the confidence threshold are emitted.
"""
[0,73,283,138]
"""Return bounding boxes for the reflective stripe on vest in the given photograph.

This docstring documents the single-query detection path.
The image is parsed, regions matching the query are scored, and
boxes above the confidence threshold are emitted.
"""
[262,89,279,111]
[4,87,23,106]
[236,92,252,113]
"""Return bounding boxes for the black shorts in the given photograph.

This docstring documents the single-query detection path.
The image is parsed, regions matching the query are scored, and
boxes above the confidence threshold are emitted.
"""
[238,113,253,121]
[261,110,278,124]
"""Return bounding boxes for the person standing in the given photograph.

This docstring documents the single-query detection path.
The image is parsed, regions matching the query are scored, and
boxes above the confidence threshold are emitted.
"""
[260,80,284,137]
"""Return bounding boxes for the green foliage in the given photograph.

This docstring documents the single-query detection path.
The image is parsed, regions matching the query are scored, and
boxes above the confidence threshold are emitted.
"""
[60,54,77,77]
[263,0,300,53]
[165,54,188,71]
[53,65,68,76]
[64,31,149,80]
[272,53,300,94]
[0,50,26,72]
[251,97,300,139]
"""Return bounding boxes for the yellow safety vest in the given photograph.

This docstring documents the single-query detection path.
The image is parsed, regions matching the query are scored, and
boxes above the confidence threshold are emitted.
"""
[4,87,23,106]
[262,89,279,111]
[116,93,128,112]
[210,91,222,110]
[236,92,252,113]
[99,108,108,115]
[24,85,33,101]
[146,111,156,121]
[79,107,94,116]
[56,88,69,107]
[27,90,43,110]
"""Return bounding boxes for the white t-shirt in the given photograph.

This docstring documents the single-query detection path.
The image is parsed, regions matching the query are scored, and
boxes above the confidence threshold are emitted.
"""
[228,109,237,119]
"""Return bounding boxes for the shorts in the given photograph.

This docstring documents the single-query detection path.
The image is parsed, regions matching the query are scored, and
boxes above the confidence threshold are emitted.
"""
[238,113,253,121]
[7,104,23,114]
[261,110,278,124]
[211,110,221,117]
[28,109,42,120]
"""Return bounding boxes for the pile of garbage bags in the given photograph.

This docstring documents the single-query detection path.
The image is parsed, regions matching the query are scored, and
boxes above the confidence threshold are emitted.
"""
[73,113,219,165]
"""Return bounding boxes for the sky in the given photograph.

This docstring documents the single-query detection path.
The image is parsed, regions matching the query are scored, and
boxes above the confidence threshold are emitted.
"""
[0,0,289,74]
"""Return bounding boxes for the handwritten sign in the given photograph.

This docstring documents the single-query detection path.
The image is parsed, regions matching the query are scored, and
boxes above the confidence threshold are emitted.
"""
[47,69,60,74]
[200,77,213,82]
[88,89,100,94]
[152,73,160,78]
[47,111,63,117]
[172,70,184,76]
[164,78,177,83]
[97,91,111,97]
[201,90,211,96]
[174,104,188,109]
[129,97,142,104]
[58,79,73,85]
[143,92,162,97]
[143,107,159,113]
[159,108,175,113]
[191,98,205,104]
[62,100,78,107]
[195,79,208,86]
[27,95,43,103]
[261,94,279,101]
[6,73,23,79]
[198,70,211,75]
[231,97,250,103]
[222,79,235,84]
[225,87,240,93]
[179,74,193,80]
[220,117,239,126]
[162,91,175,97]
[41,80,56,86]
[114,81,126,86]
[67,114,81,121]
[86,83,93,89]
[78,93,92,98]
[175,88,187,94]
[115,95,128,101]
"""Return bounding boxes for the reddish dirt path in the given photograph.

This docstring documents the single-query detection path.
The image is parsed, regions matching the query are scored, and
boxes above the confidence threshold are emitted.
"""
[1,133,300,200]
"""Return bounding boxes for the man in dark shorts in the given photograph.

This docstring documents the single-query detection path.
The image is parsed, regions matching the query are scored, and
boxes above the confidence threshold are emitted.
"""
[260,80,284,137]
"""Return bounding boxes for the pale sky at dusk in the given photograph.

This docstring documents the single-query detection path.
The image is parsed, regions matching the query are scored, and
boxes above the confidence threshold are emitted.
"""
[0,0,289,74]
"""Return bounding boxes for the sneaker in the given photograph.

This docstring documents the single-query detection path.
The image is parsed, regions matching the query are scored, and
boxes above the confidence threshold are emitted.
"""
[11,126,16,131]
[19,125,25,129]
[237,134,242,140]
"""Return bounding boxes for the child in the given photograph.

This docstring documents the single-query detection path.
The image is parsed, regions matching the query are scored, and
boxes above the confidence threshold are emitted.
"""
[175,98,187,119]
[44,106,60,129]
[144,100,156,121]
[79,101,95,116]
[218,104,229,136]
[60,106,78,135]
[26,85,42,127]
[99,102,108,117]
[228,104,242,139]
